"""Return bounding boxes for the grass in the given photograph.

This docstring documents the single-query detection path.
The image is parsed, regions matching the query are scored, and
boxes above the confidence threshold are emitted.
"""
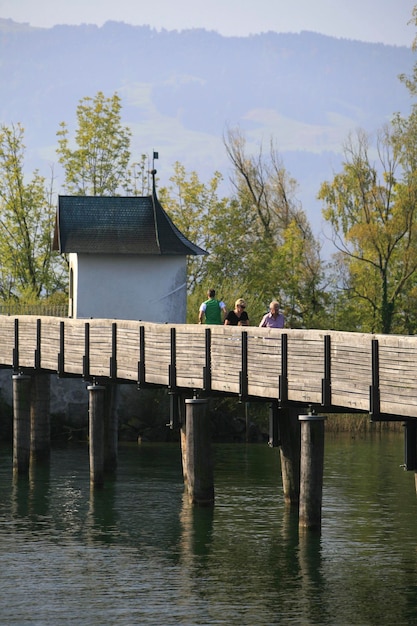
[324,413,404,434]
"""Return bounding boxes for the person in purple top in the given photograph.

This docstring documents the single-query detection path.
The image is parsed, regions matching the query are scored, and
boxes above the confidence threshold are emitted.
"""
[259,301,285,328]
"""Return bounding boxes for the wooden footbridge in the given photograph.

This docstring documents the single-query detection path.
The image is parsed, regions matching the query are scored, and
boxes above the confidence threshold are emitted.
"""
[5,315,417,530]
[4,315,417,418]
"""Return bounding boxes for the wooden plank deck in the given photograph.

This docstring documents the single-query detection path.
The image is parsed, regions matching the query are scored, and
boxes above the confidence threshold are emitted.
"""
[2,316,417,419]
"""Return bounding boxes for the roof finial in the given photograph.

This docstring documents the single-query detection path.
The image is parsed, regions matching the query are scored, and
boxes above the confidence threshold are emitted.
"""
[151,151,159,194]
[151,168,157,195]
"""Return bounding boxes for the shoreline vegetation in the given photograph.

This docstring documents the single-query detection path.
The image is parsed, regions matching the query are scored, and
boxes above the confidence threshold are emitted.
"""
[324,413,404,434]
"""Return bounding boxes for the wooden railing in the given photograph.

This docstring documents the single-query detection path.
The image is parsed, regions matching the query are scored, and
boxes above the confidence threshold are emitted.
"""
[2,315,417,419]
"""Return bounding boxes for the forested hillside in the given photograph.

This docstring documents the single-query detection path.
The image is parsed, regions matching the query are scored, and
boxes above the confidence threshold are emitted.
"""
[1,18,416,335]
[0,18,413,232]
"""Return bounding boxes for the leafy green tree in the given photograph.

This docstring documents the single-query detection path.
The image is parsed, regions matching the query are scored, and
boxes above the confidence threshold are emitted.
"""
[0,123,66,302]
[158,162,234,319]
[161,132,326,328]
[57,91,145,196]
[318,127,417,334]
[224,128,326,327]
[317,9,417,334]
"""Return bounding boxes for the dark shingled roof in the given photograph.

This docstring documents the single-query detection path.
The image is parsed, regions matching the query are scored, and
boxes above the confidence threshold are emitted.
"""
[53,194,207,256]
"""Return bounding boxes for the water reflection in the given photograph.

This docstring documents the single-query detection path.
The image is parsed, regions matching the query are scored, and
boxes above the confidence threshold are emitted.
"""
[11,475,30,520]
[87,480,119,544]
[29,458,51,519]
[1,439,417,625]
[298,530,328,625]
[179,487,214,564]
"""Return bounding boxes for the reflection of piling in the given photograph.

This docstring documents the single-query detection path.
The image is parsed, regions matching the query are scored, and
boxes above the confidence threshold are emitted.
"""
[180,427,187,483]
[278,406,301,505]
[298,529,326,621]
[30,371,51,463]
[104,383,118,472]
[88,384,105,487]
[183,398,214,506]
[13,373,31,477]
[298,412,326,530]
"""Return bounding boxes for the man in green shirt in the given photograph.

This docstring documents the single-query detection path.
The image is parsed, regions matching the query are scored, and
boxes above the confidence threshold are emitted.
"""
[198,289,227,324]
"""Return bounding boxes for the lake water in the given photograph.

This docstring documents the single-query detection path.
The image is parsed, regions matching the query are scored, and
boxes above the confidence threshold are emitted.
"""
[1,434,417,625]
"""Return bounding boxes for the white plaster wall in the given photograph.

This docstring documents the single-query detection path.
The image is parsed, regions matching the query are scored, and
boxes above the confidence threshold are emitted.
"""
[71,254,187,323]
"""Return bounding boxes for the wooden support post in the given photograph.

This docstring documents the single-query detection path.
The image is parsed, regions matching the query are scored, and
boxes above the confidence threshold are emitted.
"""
[298,412,326,531]
[184,398,214,506]
[12,373,31,477]
[30,371,51,463]
[278,406,301,505]
[88,384,105,487]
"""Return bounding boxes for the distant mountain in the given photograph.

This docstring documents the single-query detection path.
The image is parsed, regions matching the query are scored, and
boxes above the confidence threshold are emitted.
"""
[0,18,413,241]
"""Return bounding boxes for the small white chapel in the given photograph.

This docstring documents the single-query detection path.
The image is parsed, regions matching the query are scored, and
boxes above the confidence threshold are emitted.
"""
[52,175,206,323]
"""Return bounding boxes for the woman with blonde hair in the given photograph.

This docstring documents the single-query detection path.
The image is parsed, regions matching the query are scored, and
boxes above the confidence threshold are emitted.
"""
[224,298,249,326]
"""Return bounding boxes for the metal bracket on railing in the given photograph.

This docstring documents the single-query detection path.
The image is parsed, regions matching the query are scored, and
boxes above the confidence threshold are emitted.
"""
[321,334,331,407]
[167,391,180,430]
[137,325,146,387]
[83,322,90,380]
[57,321,65,377]
[12,318,19,373]
[369,338,380,420]
[268,399,280,448]
[239,331,248,400]
[168,327,177,390]
[279,333,288,404]
[203,327,212,391]
[34,318,41,369]
[109,322,117,379]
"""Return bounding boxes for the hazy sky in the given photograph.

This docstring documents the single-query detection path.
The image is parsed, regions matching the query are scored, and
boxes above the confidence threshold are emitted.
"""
[0,0,415,47]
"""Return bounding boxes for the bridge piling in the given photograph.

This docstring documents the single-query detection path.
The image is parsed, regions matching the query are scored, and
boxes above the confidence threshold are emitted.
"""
[183,398,214,506]
[298,412,326,531]
[88,384,105,487]
[12,373,32,477]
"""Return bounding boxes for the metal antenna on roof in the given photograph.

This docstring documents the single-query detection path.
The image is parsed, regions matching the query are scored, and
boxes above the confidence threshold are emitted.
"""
[151,150,159,194]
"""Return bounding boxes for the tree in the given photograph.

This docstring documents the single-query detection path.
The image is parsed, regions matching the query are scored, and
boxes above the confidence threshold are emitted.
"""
[158,163,234,318]
[223,128,326,327]
[0,123,66,301]
[162,131,326,327]
[317,8,417,334]
[318,127,417,334]
[57,91,141,196]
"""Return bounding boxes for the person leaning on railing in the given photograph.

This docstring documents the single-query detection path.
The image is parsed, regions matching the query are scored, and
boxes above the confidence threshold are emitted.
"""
[198,288,227,324]
[259,301,285,328]
[224,298,249,326]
